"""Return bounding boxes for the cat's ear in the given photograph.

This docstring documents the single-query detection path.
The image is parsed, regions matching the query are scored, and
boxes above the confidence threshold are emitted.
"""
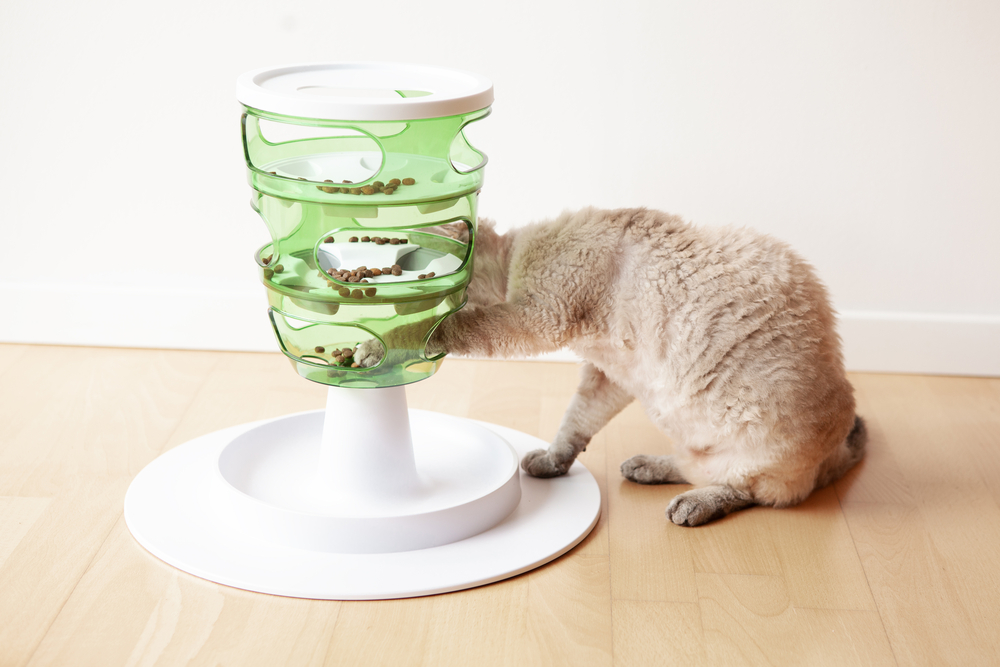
[477,216,497,230]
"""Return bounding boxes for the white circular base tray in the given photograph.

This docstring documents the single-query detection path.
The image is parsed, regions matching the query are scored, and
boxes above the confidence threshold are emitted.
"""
[125,410,601,600]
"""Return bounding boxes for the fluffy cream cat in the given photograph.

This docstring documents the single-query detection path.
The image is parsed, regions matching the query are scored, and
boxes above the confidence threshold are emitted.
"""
[358,207,865,526]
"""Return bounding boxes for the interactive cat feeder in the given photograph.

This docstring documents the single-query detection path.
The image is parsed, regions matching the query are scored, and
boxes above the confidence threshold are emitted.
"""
[124,63,600,599]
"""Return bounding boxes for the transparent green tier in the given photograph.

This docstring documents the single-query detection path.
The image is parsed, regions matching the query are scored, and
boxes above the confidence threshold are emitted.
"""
[242,105,489,388]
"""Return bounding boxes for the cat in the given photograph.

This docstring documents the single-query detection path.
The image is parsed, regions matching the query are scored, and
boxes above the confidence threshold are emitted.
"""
[356,207,866,526]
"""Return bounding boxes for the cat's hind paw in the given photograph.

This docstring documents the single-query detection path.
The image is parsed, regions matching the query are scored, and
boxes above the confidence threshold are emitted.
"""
[521,449,570,478]
[354,339,385,368]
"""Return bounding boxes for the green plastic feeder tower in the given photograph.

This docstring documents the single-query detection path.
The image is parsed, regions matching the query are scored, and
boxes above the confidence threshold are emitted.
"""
[240,63,494,388]
[123,63,600,600]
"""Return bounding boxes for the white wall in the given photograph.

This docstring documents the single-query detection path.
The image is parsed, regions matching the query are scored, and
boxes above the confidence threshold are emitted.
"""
[1,0,998,375]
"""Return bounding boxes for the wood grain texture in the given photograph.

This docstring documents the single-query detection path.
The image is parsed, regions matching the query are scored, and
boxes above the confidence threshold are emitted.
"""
[2,344,1000,666]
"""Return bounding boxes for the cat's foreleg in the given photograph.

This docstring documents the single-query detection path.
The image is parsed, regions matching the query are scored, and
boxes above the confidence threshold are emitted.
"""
[664,485,753,526]
[521,363,633,478]
[427,301,560,359]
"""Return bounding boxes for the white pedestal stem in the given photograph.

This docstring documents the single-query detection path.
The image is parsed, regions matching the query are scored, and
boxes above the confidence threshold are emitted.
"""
[317,386,420,504]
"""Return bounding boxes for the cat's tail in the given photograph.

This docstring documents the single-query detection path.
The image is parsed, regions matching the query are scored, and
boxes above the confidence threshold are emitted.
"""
[814,415,868,489]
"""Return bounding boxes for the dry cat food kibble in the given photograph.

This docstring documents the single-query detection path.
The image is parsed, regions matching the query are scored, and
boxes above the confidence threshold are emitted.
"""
[349,237,359,242]
[273,264,284,273]
[263,268,274,279]
[361,236,370,242]
[314,346,325,353]
[392,265,402,276]
[311,177,416,195]
[262,254,273,265]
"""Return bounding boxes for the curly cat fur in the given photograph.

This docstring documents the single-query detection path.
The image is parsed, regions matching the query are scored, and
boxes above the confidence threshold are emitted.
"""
[364,207,865,525]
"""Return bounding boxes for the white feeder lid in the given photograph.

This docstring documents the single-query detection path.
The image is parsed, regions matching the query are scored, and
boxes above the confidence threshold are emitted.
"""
[237,62,493,121]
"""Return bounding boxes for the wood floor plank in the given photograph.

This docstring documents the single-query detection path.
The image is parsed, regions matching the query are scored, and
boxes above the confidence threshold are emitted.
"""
[518,555,613,667]
[925,375,1000,510]
[606,403,698,603]
[2,345,1000,664]
[842,502,1000,666]
[0,478,130,667]
[835,374,917,505]
[28,519,342,667]
[687,506,782,577]
[0,346,218,494]
[0,496,51,569]
[612,601,707,666]
[327,578,528,666]
[696,573,896,666]
[761,486,877,611]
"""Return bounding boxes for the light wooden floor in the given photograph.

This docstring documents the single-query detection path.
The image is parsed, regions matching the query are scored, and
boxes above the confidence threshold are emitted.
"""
[1,344,999,666]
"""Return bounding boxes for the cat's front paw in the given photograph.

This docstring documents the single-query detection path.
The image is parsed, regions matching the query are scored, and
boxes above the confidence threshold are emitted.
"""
[521,449,570,478]
[621,455,664,484]
[354,339,385,368]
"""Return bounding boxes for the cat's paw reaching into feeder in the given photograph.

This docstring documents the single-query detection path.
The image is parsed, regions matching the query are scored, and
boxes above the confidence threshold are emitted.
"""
[354,339,385,368]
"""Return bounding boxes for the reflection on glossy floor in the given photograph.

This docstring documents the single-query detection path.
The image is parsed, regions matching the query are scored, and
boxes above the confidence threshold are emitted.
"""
[1,344,998,666]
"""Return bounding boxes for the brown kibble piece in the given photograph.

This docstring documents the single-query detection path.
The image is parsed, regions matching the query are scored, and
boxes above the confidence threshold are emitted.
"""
[399,238,408,244]
[324,179,333,183]
[315,346,325,353]
[390,238,399,245]
[426,272,435,278]
[274,264,284,273]
[391,265,402,276]
[333,354,343,363]
[338,287,350,297]
[373,181,384,189]
[351,289,363,299]
[372,268,382,276]
[263,254,272,265]
[383,187,394,195]
[263,268,274,279]
[361,279,369,283]
[342,180,352,184]
[364,287,376,297]
[349,237,359,242]
[375,238,385,245]
[402,177,415,185]
[324,236,334,243]
[361,236,370,242]
[382,267,392,274]
[350,188,362,195]
[418,274,426,279]
[361,186,375,195]
[339,187,351,194]
[388,178,401,186]
[351,362,359,368]
[268,171,277,175]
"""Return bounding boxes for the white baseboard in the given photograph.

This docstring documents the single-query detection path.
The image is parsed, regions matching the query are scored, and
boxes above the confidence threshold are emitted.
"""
[1,284,997,377]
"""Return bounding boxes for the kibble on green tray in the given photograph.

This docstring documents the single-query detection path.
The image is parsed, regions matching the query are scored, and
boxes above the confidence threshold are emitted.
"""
[310,176,414,195]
